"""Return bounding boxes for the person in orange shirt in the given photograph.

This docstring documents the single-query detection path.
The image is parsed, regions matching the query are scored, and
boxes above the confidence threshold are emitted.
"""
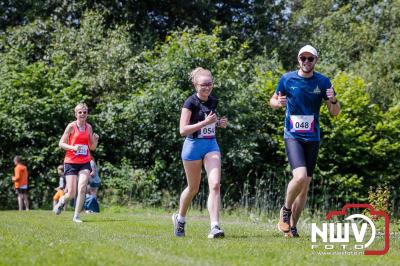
[12,156,29,211]
[53,164,66,209]
[55,103,99,223]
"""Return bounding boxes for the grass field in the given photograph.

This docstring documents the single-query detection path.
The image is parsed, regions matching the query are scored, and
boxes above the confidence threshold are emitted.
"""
[1,208,399,266]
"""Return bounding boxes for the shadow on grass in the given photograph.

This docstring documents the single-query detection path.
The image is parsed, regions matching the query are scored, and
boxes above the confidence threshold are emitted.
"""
[84,218,128,223]
[227,234,266,239]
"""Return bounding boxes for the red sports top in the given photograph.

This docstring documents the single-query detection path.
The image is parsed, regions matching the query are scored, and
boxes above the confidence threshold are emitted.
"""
[64,123,91,164]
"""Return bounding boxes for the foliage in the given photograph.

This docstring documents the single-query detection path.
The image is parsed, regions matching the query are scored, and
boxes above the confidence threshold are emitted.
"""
[95,26,288,210]
[0,13,288,210]
[0,11,132,209]
[0,0,287,53]
[355,30,400,109]
[284,0,400,107]
[0,9,399,214]
[100,158,161,206]
[314,73,400,210]
[368,186,391,214]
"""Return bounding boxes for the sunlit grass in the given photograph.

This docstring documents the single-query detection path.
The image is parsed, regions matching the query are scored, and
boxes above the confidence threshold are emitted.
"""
[0,208,399,265]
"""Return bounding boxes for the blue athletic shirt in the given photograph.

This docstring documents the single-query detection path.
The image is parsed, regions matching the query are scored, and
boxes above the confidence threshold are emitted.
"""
[182,93,218,139]
[275,71,333,142]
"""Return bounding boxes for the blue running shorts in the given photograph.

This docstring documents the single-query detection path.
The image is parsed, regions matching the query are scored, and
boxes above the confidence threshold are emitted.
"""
[181,138,220,161]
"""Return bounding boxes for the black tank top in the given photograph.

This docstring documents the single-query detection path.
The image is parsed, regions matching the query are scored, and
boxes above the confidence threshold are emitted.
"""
[182,93,218,138]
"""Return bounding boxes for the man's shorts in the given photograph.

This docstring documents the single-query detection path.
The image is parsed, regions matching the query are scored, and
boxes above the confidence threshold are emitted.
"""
[181,138,220,161]
[16,188,28,194]
[64,162,91,176]
[285,138,320,177]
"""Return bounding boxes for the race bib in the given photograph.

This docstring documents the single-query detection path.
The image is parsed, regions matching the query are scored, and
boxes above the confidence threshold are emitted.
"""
[75,145,88,156]
[199,123,216,138]
[289,115,315,133]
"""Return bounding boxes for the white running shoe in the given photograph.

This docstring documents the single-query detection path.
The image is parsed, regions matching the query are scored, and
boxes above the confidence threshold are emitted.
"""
[54,196,65,215]
[72,215,83,223]
[208,226,225,239]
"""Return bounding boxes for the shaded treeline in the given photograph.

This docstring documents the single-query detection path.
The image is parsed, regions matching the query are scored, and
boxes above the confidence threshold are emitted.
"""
[0,1,399,213]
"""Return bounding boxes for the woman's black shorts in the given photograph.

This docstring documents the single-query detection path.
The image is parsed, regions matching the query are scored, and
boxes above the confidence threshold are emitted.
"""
[64,162,92,176]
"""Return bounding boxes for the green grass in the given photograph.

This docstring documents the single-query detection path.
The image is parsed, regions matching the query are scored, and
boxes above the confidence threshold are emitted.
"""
[0,208,399,266]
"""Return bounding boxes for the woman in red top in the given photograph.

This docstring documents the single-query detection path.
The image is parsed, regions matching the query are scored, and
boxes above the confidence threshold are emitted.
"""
[55,103,99,223]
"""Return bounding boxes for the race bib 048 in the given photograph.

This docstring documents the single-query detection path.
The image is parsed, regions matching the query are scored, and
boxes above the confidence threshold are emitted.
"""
[199,123,216,138]
[289,115,315,133]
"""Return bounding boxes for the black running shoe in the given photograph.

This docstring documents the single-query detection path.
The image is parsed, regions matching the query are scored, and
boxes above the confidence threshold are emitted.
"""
[289,226,300,238]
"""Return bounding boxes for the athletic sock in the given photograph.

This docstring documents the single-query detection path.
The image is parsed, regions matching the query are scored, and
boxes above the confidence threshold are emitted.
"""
[177,214,185,223]
[211,221,220,229]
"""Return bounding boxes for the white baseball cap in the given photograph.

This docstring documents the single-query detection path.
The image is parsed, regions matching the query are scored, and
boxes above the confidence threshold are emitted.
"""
[298,45,318,57]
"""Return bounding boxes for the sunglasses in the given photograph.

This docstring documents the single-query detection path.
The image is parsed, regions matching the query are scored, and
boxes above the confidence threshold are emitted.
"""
[198,82,213,87]
[299,56,315,62]
[77,111,87,115]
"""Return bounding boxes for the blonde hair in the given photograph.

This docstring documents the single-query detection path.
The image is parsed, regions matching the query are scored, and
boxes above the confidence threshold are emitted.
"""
[74,103,88,113]
[189,67,212,85]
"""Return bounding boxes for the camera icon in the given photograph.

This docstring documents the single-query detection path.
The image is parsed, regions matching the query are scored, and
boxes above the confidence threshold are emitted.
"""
[325,203,390,255]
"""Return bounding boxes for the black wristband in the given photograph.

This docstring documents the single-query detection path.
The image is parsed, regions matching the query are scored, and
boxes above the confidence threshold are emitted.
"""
[330,100,337,104]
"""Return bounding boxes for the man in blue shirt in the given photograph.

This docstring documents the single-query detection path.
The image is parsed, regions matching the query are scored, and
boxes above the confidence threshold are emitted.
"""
[270,45,340,237]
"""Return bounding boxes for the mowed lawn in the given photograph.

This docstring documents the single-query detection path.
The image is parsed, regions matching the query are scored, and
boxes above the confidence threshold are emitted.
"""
[0,208,399,266]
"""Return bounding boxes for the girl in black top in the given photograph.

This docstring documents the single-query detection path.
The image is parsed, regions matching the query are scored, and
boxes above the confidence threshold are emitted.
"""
[172,67,228,239]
